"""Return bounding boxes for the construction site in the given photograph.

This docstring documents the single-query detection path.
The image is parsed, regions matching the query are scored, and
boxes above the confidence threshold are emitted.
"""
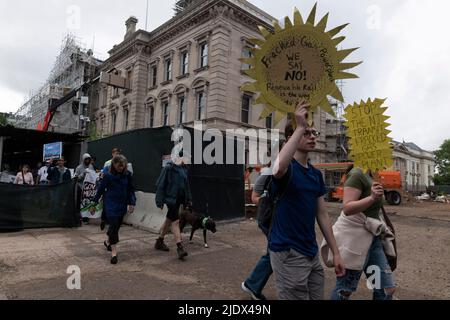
[13,35,103,134]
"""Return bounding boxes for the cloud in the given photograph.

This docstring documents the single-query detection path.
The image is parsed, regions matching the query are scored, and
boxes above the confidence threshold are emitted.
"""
[0,0,448,150]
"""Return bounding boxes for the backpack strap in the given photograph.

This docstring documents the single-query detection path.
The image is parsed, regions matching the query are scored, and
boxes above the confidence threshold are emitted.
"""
[269,162,294,233]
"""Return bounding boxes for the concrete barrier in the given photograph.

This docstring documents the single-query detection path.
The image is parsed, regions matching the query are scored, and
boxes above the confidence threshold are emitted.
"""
[123,192,166,233]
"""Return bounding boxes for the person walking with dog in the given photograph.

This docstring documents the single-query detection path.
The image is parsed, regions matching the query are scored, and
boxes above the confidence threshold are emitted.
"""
[155,156,192,260]
[322,165,397,300]
[90,155,136,265]
[268,100,345,300]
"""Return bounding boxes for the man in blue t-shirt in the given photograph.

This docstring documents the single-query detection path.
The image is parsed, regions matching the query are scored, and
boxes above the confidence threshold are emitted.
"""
[269,100,346,300]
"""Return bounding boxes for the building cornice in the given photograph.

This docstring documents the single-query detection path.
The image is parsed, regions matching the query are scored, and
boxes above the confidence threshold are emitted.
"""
[105,0,274,66]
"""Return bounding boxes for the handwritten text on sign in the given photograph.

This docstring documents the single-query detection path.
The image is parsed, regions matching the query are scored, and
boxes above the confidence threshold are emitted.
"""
[344,98,393,172]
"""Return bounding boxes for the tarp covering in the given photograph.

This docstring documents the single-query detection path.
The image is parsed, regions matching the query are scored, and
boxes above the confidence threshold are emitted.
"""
[88,127,174,194]
[88,127,245,221]
[0,180,80,232]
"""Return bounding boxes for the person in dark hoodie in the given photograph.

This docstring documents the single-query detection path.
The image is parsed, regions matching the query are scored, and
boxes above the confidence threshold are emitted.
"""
[90,155,136,265]
[155,155,192,260]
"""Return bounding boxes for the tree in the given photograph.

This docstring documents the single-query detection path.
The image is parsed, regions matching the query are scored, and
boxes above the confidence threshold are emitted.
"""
[174,0,199,16]
[0,114,7,126]
[87,122,99,142]
[433,139,450,185]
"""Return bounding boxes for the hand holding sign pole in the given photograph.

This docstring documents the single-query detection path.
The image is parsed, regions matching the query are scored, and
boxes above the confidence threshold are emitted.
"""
[241,3,362,127]
[344,98,393,175]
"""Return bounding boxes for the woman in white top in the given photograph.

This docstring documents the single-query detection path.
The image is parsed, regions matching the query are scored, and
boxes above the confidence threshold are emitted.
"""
[14,165,34,185]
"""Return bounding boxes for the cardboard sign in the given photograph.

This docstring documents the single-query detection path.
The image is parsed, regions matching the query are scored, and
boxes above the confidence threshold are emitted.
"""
[241,3,361,125]
[80,169,103,219]
[344,98,393,172]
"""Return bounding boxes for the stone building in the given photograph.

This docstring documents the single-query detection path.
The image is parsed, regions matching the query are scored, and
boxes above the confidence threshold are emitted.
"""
[392,141,435,194]
[91,0,329,164]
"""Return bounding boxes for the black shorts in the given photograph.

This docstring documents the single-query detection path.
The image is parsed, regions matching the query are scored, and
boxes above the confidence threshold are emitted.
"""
[167,203,182,222]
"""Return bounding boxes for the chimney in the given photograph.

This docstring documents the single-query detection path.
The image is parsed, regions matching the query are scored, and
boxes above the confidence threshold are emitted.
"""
[125,16,138,40]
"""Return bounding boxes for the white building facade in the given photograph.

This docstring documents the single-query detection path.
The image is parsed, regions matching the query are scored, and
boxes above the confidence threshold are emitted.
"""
[393,141,435,194]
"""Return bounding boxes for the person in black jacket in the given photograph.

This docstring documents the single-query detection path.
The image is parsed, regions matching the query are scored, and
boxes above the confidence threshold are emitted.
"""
[47,157,72,185]
[155,156,192,260]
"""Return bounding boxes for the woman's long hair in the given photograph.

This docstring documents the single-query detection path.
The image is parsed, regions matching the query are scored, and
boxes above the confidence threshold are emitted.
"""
[109,155,128,175]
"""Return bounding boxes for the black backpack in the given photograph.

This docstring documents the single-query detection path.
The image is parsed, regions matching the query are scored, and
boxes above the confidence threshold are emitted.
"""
[257,163,293,231]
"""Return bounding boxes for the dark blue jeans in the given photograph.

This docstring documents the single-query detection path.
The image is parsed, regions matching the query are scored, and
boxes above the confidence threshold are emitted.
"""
[244,223,273,295]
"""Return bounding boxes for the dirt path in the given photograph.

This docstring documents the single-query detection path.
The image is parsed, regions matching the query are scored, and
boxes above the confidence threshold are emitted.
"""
[0,202,449,300]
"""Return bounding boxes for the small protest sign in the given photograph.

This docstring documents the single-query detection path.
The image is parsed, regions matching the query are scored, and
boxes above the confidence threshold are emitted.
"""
[344,98,393,172]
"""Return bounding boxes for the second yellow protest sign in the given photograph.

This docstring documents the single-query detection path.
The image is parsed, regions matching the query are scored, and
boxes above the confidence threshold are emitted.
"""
[344,98,393,172]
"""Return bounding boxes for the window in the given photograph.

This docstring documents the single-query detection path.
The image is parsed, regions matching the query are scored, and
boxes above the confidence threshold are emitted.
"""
[102,87,108,106]
[199,42,209,68]
[151,66,157,87]
[266,113,273,129]
[164,57,172,81]
[180,51,189,76]
[178,96,186,124]
[241,95,251,124]
[123,109,129,131]
[196,92,206,121]
[162,101,169,126]
[242,47,253,70]
[111,111,117,134]
[148,106,155,128]
[100,118,105,136]
[113,87,119,97]
[126,70,133,90]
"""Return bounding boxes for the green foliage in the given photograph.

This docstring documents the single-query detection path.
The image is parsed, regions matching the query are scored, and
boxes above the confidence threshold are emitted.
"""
[87,122,99,142]
[0,114,7,126]
[433,139,450,185]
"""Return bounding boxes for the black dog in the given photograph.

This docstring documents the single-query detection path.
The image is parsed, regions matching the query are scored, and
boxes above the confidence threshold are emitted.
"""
[180,207,217,248]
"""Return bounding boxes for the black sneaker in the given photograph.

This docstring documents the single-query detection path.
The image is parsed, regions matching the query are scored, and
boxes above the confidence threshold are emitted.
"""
[155,238,170,252]
[177,247,188,260]
[104,241,112,252]
[241,282,267,301]
[111,256,118,265]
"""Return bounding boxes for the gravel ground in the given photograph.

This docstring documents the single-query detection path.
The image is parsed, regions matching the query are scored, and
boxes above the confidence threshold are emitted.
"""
[0,202,449,300]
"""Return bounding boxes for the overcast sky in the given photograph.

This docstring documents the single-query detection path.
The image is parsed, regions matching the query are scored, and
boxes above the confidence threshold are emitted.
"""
[0,0,448,151]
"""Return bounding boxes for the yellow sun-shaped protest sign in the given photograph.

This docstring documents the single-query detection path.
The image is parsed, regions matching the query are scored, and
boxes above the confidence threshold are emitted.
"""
[344,98,393,172]
[241,3,361,124]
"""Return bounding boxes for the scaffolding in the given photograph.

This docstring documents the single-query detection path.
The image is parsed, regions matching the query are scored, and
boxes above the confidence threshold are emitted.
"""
[13,34,102,133]
[322,79,351,187]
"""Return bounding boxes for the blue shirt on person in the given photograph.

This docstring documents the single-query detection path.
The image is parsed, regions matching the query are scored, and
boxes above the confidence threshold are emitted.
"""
[269,159,326,258]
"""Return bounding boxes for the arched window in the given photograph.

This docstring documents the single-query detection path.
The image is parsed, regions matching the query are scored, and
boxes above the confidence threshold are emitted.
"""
[174,85,189,125]
[145,96,157,128]
[121,99,131,132]
[111,110,117,134]
[158,90,172,127]
[192,78,209,121]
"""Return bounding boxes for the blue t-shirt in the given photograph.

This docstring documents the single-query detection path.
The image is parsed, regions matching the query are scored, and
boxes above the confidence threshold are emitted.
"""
[269,160,326,258]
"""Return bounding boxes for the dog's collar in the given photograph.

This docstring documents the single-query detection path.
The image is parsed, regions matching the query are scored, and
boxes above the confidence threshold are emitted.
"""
[202,217,210,228]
